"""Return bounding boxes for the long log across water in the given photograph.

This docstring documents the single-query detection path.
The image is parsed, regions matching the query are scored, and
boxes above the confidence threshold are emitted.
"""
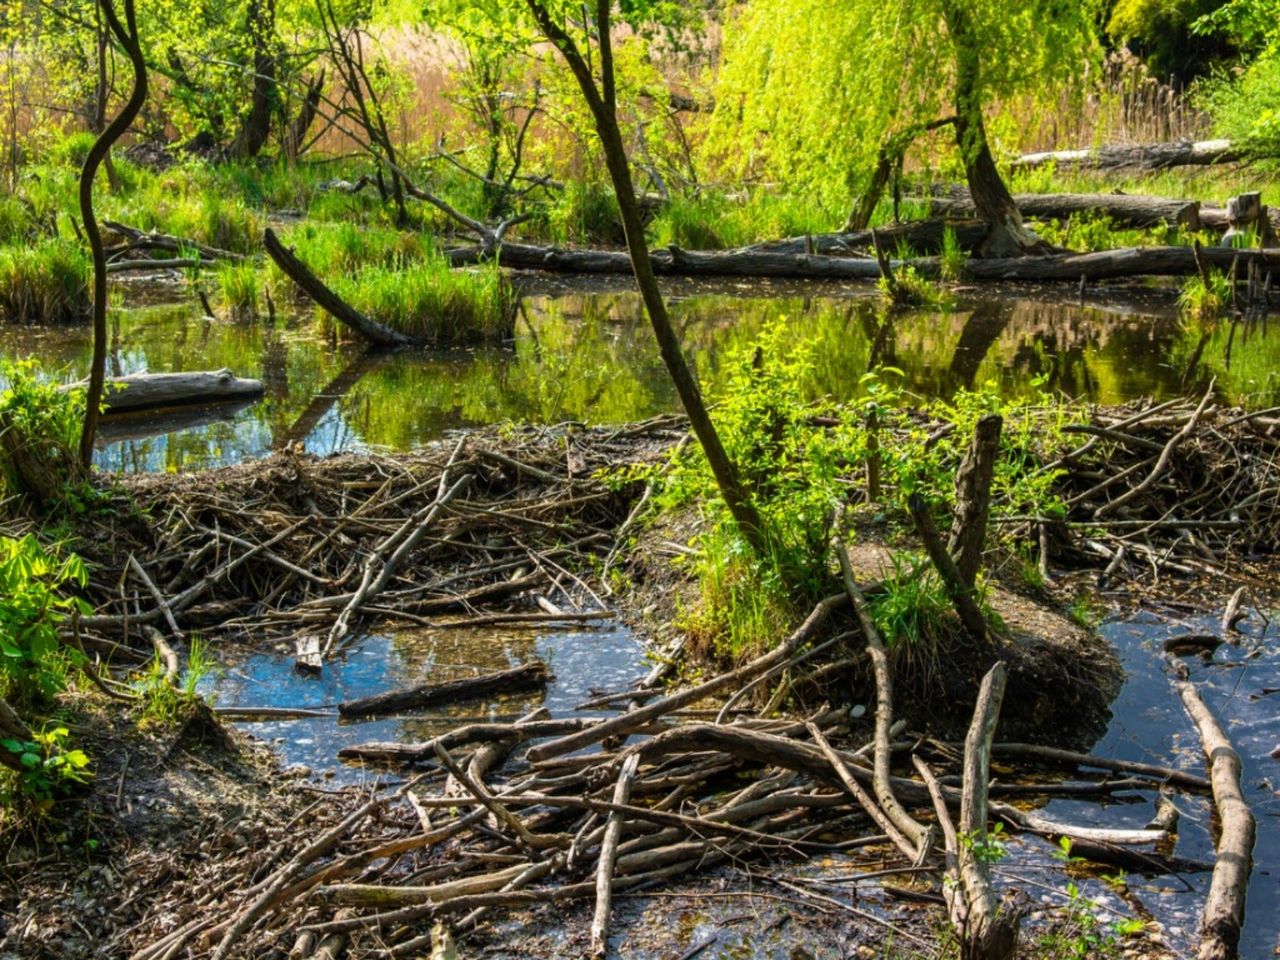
[453,240,1280,284]
[1011,139,1244,172]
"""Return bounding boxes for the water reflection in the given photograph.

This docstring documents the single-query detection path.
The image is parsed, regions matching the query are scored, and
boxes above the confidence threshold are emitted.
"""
[2,285,1277,473]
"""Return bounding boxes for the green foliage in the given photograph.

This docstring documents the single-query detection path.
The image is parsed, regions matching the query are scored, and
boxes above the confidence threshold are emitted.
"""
[646,324,1071,663]
[959,821,1008,863]
[0,239,91,325]
[1194,0,1280,156]
[1107,0,1233,82]
[866,553,951,662]
[542,181,625,246]
[706,0,1103,213]
[647,191,832,250]
[0,360,91,506]
[0,534,89,704]
[1035,878,1146,960]
[1,725,92,810]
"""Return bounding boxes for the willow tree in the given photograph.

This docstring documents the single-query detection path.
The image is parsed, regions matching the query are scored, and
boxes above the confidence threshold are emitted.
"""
[709,0,1102,256]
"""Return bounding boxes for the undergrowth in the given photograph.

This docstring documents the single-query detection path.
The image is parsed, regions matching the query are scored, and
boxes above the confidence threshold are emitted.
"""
[625,322,1074,667]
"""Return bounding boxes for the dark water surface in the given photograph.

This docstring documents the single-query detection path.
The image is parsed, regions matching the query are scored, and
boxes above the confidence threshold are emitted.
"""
[4,281,1278,473]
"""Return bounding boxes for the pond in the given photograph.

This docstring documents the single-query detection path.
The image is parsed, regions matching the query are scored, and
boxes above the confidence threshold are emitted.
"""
[3,276,1278,473]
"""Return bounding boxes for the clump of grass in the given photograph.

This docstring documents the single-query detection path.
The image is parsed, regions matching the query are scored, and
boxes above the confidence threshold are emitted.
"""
[1178,269,1232,322]
[939,225,968,282]
[0,197,37,245]
[217,261,261,321]
[647,190,833,250]
[134,637,216,729]
[333,255,516,345]
[0,239,91,324]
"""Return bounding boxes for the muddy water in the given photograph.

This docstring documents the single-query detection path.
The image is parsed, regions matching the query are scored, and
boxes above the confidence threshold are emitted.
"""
[4,280,1278,473]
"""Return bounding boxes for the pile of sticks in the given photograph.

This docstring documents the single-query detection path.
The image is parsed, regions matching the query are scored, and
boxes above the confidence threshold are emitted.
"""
[70,418,682,663]
[126,579,1224,960]
[1050,390,1280,583]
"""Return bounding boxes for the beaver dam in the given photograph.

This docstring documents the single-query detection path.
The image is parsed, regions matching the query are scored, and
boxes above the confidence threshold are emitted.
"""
[5,392,1278,960]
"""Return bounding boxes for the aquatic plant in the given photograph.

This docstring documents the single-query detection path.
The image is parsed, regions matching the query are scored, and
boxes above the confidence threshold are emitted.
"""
[0,239,91,325]
[217,261,262,321]
[332,255,516,345]
[1178,268,1233,322]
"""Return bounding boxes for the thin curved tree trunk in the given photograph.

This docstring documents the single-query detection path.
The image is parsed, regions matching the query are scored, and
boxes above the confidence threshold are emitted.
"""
[78,0,147,468]
[524,0,764,551]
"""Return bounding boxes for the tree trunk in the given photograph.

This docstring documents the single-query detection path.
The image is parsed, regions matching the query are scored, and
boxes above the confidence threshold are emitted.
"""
[78,0,147,468]
[525,0,765,551]
[943,2,1043,258]
[230,0,276,159]
[1012,139,1241,172]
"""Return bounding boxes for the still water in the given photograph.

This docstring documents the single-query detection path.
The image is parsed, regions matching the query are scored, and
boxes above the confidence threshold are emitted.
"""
[3,279,1276,473]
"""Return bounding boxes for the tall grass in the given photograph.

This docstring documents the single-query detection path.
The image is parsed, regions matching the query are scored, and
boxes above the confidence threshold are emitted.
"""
[332,255,516,345]
[647,191,833,249]
[0,239,91,324]
[217,261,261,321]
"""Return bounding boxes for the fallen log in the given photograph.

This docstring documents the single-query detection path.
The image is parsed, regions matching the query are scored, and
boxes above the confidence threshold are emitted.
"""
[263,227,412,349]
[926,190,1280,236]
[1178,677,1256,960]
[452,237,1280,283]
[336,661,551,719]
[1011,139,1244,172]
[76,369,265,414]
[929,191,1202,230]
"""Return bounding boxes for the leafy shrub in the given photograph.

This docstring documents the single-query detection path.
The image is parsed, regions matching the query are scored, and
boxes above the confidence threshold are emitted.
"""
[0,534,89,703]
[1,725,92,811]
[0,360,90,505]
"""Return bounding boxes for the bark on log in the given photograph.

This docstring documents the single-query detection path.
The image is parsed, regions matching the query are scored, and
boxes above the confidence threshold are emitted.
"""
[927,189,1280,236]
[928,192,1203,230]
[263,227,412,348]
[337,662,550,718]
[1011,140,1244,172]
[66,369,265,414]
[451,238,1280,283]
[1178,678,1256,960]
[741,219,989,257]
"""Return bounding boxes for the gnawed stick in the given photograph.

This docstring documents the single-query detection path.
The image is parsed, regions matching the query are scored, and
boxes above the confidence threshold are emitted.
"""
[806,721,918,861]
[954,662,1019,960]
[836,541,930,856]
[1177,676,1256,960]
[525,593,848,762]
[1221,586,1247,637]
[591,752,640,957]
[129,555,181,639]
[432,742,565,852]
[326,467,472,655]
